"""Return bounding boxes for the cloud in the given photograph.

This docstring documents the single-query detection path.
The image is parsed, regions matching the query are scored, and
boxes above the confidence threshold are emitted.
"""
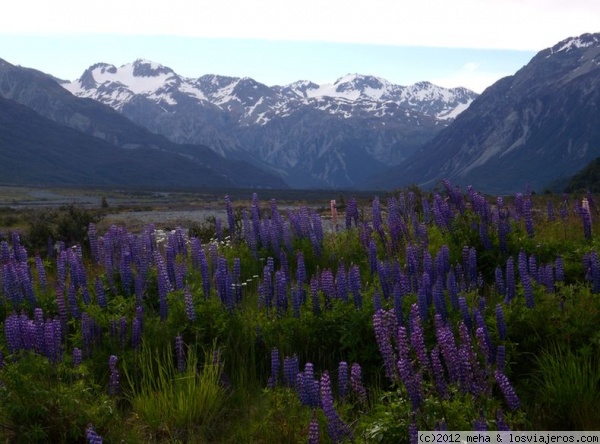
[2,0,599,51]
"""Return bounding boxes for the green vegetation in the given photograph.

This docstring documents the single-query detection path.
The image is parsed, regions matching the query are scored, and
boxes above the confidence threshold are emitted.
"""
[0,184,599,442]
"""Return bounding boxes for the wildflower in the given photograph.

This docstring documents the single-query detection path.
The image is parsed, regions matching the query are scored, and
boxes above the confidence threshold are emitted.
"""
[494,370,520,410]
[108,355,119,395]
[350,362,367,403]
[495,304,507,341]
[73,347,82,368]
[320,371,353,443]
[338,361,349,399]
[86,424,103,444]
[308,412,320,444]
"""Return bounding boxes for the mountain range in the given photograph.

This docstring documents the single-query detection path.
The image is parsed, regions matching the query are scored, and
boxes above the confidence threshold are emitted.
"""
[1,32,599,193]
[0,58,287,189]
[62,65,477,188]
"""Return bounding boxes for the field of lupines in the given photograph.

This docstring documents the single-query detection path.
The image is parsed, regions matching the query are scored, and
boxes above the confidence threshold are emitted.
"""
[1,180,600,443]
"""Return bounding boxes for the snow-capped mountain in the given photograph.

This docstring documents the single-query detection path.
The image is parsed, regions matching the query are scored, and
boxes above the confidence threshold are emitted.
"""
[366,32,600,194]
[63,60,477,188]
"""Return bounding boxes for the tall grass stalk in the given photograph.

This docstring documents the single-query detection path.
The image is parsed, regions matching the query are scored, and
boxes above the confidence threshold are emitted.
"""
[532,343,600,429]
[123,341,228,441]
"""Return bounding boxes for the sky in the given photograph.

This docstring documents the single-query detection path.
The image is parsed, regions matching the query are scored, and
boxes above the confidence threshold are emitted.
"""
[1,0,598,93]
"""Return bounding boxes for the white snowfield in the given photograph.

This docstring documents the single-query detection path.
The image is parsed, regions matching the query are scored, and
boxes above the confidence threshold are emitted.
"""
[63,59,476,124]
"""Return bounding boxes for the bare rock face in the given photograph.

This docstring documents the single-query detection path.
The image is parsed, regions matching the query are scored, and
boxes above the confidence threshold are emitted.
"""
[368,33,600,194]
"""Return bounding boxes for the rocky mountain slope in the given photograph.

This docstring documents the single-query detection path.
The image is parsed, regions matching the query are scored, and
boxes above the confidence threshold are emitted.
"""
[63,63,477,188]
[366,33,600,194]
[0,58,287,189]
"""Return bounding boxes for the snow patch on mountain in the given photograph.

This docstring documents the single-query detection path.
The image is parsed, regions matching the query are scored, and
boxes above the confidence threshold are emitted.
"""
[63,61,477,125]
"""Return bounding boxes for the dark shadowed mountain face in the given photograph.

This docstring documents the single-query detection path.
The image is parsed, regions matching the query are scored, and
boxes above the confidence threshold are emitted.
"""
[365,33,600,194]
[0,58,288,189]
[62,61,477,189]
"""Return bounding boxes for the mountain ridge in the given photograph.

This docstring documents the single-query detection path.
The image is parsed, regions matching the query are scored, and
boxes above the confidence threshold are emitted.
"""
[364,32,600,194]
[0,58,288,189]
[62,61,478,188]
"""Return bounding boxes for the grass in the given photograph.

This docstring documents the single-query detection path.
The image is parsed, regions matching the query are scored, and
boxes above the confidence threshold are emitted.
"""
[1,187,600,442]
[123,340,229,442]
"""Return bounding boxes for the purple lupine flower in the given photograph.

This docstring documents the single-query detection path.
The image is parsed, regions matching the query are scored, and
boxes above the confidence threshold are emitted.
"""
[528,254,538,282]
[522,274,535,308]
[474,309,494,362]
[473,411,487,431]
[523,198,535,238]
[495,267,505,297]
[494,370,520,410]
[4,312,21,354]
[458,296,472,331]
[579,203,592,240]
[496,409,511,431]
[397,357,421,410]
[345,197,359,229]
[89,223,100,264]
[468,247,478,290]
[86,423,103,444]
[348,264,362,309]
[370,288,381,312]
[320,371,353,443]
[518,251,528,278]
[44,318,61,364]
[446,270,458,310]
[432,278,448,322]
[308,412,320,444]
[475,327,490,367]
[409,420,419,444]
[555,256,565,282]
[495,304,507,341]
[435,321,460,384]
[350,362,367,403]
[320,268,335,309]
[66,282,81,319]
[131,316,142,350]
[336,262,348,303]
[95,277,107,308]
[367,239,378,277]
[183,285,197,322]
[338,361,349,399]
[299,362,320,408]
[430,345,449,399]
[33,308,45,354]
[52,286,66,336]
[109,355,119,395]
[268,348,280,388]
[373,309,396,381]
[281,354,298,388]
[409,304,429,371]
[391,283,405,327]
[505,257,516,303]
[496,345,506,373]
[73,347,83,368]
[225,195,236,238]
[34,254,47,293]
[175,335,185,373]
[275,270,288,316]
